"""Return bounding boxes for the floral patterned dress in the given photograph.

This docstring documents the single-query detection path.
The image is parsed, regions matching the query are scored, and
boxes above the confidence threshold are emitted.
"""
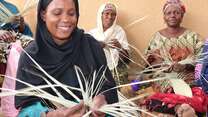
[146,30,203,90]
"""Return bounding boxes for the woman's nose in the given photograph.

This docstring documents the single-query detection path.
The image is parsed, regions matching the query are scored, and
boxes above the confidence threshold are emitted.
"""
[170,13,176,18]
[61,15,70,22]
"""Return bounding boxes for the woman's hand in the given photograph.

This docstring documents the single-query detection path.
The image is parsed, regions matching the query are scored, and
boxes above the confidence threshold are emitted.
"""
[91,95,107,117]
[175,104,197,117]
[171,62,186,73]
[46,101,86,117]
[0,30,15,42]
[99,41,106,48]
[108,39,121,49]
[146,49,163,65]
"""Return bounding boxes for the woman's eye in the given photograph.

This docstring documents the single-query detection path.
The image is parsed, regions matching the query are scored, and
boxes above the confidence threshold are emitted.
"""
[165,12,171,15]
[103,12,109,16]
[68,11,76,16]
[52,10,62,15]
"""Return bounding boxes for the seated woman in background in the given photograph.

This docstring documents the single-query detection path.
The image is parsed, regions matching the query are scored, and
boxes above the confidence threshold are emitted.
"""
[0,0,33,86]
[89,3,130,85]
[0,0,33,37]
[146,0,203,87]
[15,0,118,117]
[144,0,207,116]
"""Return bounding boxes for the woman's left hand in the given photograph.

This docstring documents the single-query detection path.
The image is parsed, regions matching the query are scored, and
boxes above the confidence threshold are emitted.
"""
[91,95,107,117]
[108,39,121,49]
[171,62,186,72]
[0,30,15,42]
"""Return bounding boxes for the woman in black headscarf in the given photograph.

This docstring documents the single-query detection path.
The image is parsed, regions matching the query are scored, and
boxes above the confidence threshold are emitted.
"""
[15,0,118,116]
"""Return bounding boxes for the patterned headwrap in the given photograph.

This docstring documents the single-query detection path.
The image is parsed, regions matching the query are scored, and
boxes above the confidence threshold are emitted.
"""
[163,0,186,14]
[103,3,116,13]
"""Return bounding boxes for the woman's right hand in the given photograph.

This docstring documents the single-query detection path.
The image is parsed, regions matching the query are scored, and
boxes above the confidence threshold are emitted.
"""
[170,62,186,73]
[99,41,106,48]
[46,101,86,117]
[0,31,15,42]
[146,49,163,65]
[175,104,197,117]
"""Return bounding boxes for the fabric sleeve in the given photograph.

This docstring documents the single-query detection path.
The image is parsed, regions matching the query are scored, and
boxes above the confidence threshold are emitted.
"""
[18,102,48,117]
[193,33,204,59]
[144,32,159,55]
[115,26,129,50]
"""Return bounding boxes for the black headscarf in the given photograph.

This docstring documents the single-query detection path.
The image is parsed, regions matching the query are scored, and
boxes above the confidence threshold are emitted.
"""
[29,0,82,78]
[15,0,118,108]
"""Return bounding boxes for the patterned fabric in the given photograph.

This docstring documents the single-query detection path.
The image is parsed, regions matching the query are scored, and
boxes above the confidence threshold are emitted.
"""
[145,87,208,114]
[0,32,33,64]
[146,30,203,90]
[0,33,33,85]
[146,30,202,63]
[103,3,116,12]
[163,0,186,13]
[196,38,208,94]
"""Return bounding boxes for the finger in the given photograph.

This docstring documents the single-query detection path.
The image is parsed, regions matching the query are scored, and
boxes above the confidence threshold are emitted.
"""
[0,35,3,40]
[2,34,8,42]
[92,111,105,117]
[157,114,164,117]
[65,101,85,116]
[46,109,63,117]
[5,33,15,42]
[91,95,107,117]
[176,105,184,117]
[10,34,16,42]
[92,95,106,109]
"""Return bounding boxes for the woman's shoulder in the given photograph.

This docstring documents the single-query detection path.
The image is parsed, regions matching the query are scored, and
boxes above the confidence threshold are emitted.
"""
[183,29,199,36]
[149,31,163,42]
[88,28,98,36]
[114,25,125,32]
[83,33,101,47]
[82,33,105,55]
[88,28,98,33]
[182,29,203,42]
[82,33,106,64]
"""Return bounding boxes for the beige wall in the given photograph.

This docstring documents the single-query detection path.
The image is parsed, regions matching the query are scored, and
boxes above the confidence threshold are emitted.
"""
[7,0,208,52]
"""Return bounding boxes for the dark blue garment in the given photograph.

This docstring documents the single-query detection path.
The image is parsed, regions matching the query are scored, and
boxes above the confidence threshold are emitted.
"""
[0,0,33,37]
[198,40,208,94]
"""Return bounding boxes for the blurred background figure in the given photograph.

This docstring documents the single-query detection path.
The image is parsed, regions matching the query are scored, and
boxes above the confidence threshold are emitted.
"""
[89,3,130,85]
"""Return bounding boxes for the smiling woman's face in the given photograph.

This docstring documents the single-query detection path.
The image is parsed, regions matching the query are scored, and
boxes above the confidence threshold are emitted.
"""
[42,0,77,45]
